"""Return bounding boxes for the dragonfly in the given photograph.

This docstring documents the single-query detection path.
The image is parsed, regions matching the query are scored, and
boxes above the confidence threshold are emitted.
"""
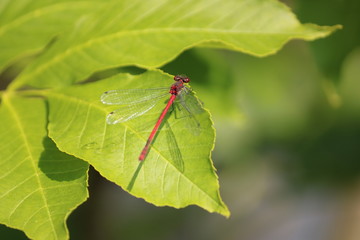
[100,75,204,163]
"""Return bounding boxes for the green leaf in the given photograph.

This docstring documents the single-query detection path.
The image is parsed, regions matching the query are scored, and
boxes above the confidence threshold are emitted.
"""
[0,0,342,237]
[9,0,340,89]
[46,70,230,216]
[0,94,88,240]
[0,0,109,70]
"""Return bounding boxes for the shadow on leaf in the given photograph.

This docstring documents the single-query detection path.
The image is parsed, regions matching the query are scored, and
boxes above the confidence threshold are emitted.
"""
[127,161,144,191]
[39,137,89,181]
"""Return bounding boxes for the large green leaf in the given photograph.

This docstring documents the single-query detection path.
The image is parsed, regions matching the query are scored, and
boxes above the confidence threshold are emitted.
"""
[0,0,342,238]
[0,0,110,70]
[0,94,88,240]
[46,70,229,216]
[9,0,339,89]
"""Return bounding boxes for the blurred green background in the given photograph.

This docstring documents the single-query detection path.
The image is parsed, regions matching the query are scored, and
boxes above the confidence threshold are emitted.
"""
[1,0,360,239]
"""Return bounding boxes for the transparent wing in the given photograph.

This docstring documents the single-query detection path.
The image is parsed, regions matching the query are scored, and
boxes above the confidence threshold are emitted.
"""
[164,122,184,172]
[179,87,204,115]
[176,107,202,136]
[174,89,204,135]
[106,100,159,124]
[101,88,168,105]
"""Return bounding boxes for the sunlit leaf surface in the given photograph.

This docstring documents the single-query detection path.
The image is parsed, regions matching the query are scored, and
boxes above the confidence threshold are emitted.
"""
[47,71,230,216]
[0,95,88,240]
[8,0,339,89]
[0,0,341,238]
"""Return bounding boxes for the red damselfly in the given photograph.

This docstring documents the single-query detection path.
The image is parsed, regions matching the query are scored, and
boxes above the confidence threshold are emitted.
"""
[101,75,203,162]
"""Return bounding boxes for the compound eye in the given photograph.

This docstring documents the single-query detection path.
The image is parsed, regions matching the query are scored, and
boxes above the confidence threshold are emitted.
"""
[183,77,190,83]
[174,74,190,82]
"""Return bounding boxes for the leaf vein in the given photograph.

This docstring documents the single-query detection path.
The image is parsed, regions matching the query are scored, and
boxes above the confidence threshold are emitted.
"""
[77,104,91,148]
[5,99,58,239]
[0,174,36,200]
[18,27,304,86]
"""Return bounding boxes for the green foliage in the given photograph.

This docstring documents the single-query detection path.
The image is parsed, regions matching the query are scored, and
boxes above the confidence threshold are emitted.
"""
[46,70,228,216]
[0,0,339,239]
[0,95,88,240]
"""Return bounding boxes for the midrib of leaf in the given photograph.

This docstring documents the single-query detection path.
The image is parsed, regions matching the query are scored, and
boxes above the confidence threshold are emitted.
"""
[47,90,224,209]
[9,26,327,90]
[4,95,57,239]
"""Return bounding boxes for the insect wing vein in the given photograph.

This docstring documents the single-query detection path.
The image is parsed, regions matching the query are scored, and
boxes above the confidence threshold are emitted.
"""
[106,99,160,124]
[101,88,168,105]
